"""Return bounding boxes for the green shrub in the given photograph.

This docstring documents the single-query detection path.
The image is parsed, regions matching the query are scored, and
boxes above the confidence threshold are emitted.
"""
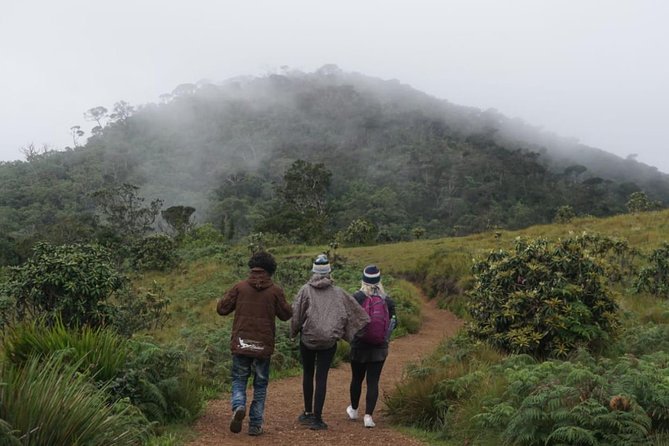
[554,205,576,223]
[0,355,150,445]
[130,234,178,271]
[634,243,669,297]
[468,236,619,358]
[109,281,171,336]
[5,242,125,329]
[111,340,204,423]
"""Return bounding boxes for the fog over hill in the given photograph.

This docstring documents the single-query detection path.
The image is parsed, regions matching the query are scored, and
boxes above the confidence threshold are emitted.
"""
[1,65,668,265]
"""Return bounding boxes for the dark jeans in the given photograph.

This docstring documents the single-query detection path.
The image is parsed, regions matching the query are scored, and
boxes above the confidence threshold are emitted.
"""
[300,342,337,418]
[350,360,385,415]
[231,354,271,427]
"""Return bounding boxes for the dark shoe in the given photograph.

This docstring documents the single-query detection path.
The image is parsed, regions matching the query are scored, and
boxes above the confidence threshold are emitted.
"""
[229,407,246,434]
[298,412,316,425]
[309,418,328,430]
[248,425,264,436]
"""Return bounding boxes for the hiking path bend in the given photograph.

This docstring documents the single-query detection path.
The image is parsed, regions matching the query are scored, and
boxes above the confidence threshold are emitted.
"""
[188,293,463,446]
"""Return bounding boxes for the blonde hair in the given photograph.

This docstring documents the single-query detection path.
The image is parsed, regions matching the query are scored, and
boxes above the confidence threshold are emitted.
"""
[360,282,386,297]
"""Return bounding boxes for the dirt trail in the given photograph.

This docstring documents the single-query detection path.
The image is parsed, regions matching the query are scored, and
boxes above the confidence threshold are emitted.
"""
[188,294,463,446]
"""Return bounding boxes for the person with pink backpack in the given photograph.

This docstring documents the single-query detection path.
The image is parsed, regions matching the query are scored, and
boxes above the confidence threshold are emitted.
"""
[346,265,397,428]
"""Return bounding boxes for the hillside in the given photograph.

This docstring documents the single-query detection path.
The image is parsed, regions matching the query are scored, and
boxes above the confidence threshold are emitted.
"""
[1,66,668,264]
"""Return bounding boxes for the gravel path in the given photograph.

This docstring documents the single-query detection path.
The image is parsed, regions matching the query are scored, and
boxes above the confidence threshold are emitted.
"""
[187,294,463,446]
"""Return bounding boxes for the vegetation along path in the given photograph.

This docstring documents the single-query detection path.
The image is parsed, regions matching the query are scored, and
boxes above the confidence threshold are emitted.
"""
[188,292,463,446]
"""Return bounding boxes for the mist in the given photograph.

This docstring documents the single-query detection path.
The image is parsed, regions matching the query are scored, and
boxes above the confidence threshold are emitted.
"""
[1,0,668,173]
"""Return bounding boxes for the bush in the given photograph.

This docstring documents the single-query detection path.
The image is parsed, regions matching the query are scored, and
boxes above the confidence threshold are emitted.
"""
[0,355,150,445]
[554,205,576,223]
[634,243,669,297]
[130,234,178,271]
[109,281,171,336]
[468,236,619,358]
[341,219,377,246]
[110,340,204,424]
[5,243,125,329]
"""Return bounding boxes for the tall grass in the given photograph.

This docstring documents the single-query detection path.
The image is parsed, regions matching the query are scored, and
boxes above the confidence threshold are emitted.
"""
[3,320,127,381]
[0,355,149,445]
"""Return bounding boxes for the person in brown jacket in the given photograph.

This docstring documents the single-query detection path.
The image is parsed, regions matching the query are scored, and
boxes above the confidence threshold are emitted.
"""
[217,251,292,437]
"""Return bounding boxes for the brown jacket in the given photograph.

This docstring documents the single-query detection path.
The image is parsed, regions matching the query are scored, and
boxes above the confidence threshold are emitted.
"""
[217,268,292,358]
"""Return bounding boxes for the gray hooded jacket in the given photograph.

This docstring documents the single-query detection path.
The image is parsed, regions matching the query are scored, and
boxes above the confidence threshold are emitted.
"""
[291,275,370,349]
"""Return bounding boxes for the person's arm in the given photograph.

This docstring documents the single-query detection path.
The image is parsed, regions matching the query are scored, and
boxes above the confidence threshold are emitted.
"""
[275,287,293,321]
[217,285,238,315]
[386,296,396,319]
[290,287,308,338]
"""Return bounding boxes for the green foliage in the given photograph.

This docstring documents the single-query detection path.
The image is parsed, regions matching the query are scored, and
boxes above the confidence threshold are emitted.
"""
[161,205,196,239]
[627,191,662,213]
[387,333,669,445]
[109,281,171,336]
[468,235,619,358]
[3,320,128,382]
[130,234,178,271]
[555,205,576,223]
[634,243,669,297]
[92,183,163,240]
[111,341,203,423]
[412,226,426,240]
[341,218,377,246]
[5,242,125,328]
[0,355,150,445]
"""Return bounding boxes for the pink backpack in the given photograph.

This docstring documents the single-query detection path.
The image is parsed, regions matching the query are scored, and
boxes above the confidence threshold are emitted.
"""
[360,294,390,346]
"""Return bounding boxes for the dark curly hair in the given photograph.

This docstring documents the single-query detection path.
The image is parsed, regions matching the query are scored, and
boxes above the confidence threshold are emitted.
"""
[248,251,277,276]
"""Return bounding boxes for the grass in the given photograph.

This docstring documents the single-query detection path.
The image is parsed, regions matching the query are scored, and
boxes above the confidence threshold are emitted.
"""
[105,208,669,443]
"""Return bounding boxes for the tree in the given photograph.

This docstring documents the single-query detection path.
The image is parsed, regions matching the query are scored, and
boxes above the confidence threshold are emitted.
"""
[92,184,163,240]
[161,205,196,239]
[266,159,333,241]
[84,106,108,135]
[69,125,85,147]
[109,101,134,123]
[280,159,332,217]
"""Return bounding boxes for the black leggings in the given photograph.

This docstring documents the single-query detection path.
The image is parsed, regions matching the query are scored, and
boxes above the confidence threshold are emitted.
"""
[300,343,337,418]
[350,360,385,415]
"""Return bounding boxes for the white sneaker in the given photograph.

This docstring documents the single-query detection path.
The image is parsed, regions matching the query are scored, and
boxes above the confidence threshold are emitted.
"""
[364,414,375,428]
[346,405,359,420]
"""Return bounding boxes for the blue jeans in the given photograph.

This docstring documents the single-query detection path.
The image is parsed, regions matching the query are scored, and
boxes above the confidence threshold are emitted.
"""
[231,354,271,427]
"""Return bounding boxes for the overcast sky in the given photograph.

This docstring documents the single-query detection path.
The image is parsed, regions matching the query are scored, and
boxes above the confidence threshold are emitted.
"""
[1,0,667,172]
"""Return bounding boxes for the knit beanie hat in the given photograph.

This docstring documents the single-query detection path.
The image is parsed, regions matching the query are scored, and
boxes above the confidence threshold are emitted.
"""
[362,264,381,284]
[312,254,331,274]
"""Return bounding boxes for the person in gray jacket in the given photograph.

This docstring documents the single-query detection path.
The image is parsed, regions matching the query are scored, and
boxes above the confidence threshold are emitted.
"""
[290,254,369,430]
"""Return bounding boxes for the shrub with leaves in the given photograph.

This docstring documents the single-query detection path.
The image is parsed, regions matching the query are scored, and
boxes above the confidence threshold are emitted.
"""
[634,242,669,297]
[554,205,576,223]
[5,242,125,328]
[468,236,619,358]
[130,234,178,271]
[110,281,171,336]
[627,191,662,213]
[341,218,377,246]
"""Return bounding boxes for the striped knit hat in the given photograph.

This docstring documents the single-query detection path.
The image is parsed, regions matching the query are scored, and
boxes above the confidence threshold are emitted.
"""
[312,254,331,274]
[362,264,381,284]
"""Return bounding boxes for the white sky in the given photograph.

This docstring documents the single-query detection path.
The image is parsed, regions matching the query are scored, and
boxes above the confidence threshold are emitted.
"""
[1,0,668,172]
